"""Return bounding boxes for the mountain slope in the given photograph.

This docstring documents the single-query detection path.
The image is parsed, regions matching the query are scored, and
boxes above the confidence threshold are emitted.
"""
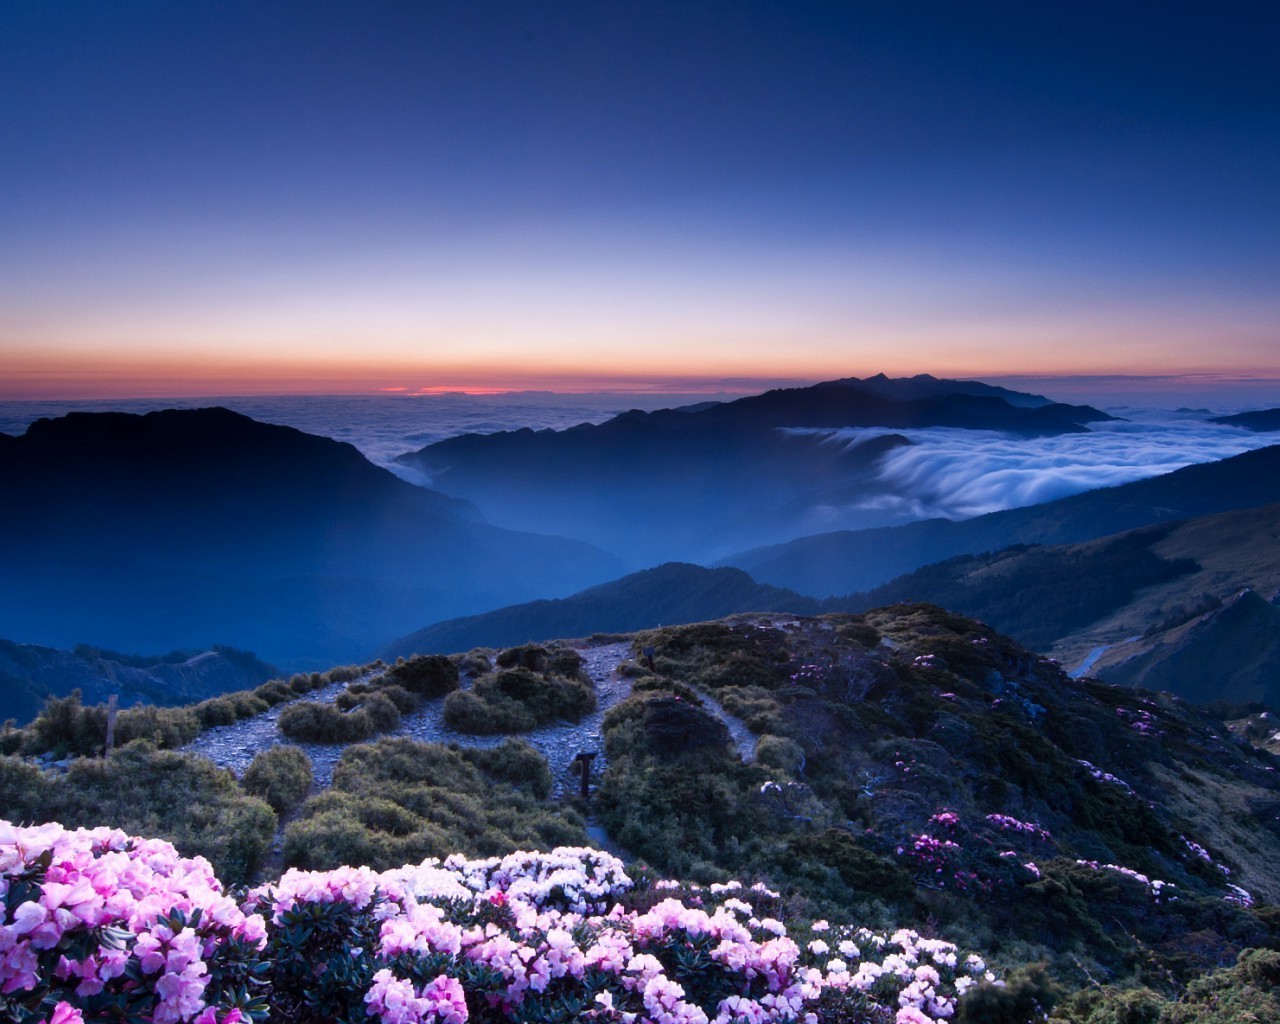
[723,443,1280,596]
[393,375,1112,563]
[0,640,279,725]
[1096,588,1280,704]
[378,562,823,659]
[1211,407,1280,431]
[0,408,622,666]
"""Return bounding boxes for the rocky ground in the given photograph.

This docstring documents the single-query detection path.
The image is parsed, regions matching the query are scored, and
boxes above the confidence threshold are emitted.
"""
[182,641,640,796]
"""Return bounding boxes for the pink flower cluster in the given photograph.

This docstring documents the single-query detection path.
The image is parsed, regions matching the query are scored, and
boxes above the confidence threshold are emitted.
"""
[1,821,264,1024]
[983,814,1052,842]
[5,824,998,1024]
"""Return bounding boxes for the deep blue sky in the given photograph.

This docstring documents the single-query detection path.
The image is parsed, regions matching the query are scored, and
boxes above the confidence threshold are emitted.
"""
[3,1,1278,396]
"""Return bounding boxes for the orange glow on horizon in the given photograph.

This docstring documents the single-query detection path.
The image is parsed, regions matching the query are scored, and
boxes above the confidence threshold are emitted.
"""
[3,344,1279,402]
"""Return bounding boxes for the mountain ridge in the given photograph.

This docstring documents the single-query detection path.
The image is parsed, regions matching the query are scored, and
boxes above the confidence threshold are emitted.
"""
[722,443,1280,596]
[0,407,622,666]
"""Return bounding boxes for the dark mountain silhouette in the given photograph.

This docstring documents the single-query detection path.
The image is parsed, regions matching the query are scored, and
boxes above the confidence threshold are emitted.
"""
[723,444,1280,596]
[394,375,1112,564]
[0,639,278,725]
[0,408,621,667]
[1097,588,1280,706]
[1211,408,1280,431]
[379,562,822,659]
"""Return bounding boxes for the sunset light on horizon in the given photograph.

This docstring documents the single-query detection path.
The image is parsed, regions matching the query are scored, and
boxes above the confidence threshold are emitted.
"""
[2,2,1277,403]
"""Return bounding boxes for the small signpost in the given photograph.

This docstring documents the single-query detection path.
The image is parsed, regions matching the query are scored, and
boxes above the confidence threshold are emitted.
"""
[573,751,597,798]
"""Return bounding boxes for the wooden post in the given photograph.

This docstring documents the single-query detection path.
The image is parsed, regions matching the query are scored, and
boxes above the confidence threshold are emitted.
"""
[574,751,597,798]
[104,694,118,755]
[642,646,655,671]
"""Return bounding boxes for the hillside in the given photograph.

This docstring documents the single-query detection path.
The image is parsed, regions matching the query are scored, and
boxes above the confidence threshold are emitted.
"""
[0,408,621,666]
[1211,407,1280,431]
[723,443,1280,596]
[5,603,1278,1016]
[0,640,279,725]
[378,562,824,659]
[394,374,1112,564]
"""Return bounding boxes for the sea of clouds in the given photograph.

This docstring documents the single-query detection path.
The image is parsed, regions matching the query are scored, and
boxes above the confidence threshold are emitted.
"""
[2,394,1277,528]
[808,411,1279,523]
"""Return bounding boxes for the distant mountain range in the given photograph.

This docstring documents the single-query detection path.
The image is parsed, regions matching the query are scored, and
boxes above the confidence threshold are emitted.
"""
[378,562,823,659]
[0,640,278,726]
[722,444,1280,596]
[0,408,621,667]
[1211,407,1280,431]
[382,492,1280,709]
[394,374,1113,564]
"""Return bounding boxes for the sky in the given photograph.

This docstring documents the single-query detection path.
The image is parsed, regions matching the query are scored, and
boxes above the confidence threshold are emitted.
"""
[2,1,1279,399]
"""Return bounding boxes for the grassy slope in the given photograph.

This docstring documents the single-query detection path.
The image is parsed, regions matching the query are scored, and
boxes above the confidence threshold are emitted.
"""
[599,607,1280,988]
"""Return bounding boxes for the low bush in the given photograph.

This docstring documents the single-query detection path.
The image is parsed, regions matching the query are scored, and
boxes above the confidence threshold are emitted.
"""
[277,702,375,744]
[242,744,313,813]
[385,654,459,697]
[443,664,594,735]
[0,745,275,884]
[282,737,585,870]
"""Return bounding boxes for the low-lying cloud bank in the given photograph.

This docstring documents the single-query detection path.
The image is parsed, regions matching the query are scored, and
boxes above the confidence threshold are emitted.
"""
[814,413,1279,524]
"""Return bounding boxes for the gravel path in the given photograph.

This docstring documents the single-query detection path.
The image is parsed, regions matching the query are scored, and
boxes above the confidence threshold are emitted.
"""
[692,688,757,762]
[181,642,635,796]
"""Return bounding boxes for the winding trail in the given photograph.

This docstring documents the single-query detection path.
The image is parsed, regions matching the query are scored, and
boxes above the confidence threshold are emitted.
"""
[181,642,635,795]
[691,688,757,762]
[1068,636,1140,679]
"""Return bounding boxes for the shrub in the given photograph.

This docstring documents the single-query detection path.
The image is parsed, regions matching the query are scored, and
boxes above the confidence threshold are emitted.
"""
[282,738,586,870]
[386,654,460,697]
[376,684,419,714]
[443,666,595,735]
[254,678,296,705]
[23,691,108,756]
[362,691,402,732]
[242,745,313,813]
[0,745,276,883]
[755,734,806,774]
[278,702,375,744]
[442,688,533,734]
[195,696,238,727]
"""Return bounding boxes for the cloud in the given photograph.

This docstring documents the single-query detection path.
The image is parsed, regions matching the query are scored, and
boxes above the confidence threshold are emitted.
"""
[822,414,1279,522]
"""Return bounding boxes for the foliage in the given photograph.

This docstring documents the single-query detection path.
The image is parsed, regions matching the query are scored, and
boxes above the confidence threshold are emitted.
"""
[385,654,460,698]
[602,608,1280,992]
[282,738,582,871]
[1,824,1001,1024]
[0,746,275,884]
[242,745,313,814]
[442,647,594,735]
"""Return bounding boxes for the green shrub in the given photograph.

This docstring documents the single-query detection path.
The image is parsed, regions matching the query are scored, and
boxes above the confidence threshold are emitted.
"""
[442,689,532,734]
[23,691,108,755]
[254,679,296,706]
[362,692,401,733]
[334,691,361,711]
[242,745,313,813]
[113,705,201,749]
[375,684,419,714]
[281,738,586,871]
[386,654,460,697]
[755,734,806,775]
[195,697,238,727]
[442,665,594,735]
[2,745,276,883]
[277,702,375,744]
[230,693,269,719]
